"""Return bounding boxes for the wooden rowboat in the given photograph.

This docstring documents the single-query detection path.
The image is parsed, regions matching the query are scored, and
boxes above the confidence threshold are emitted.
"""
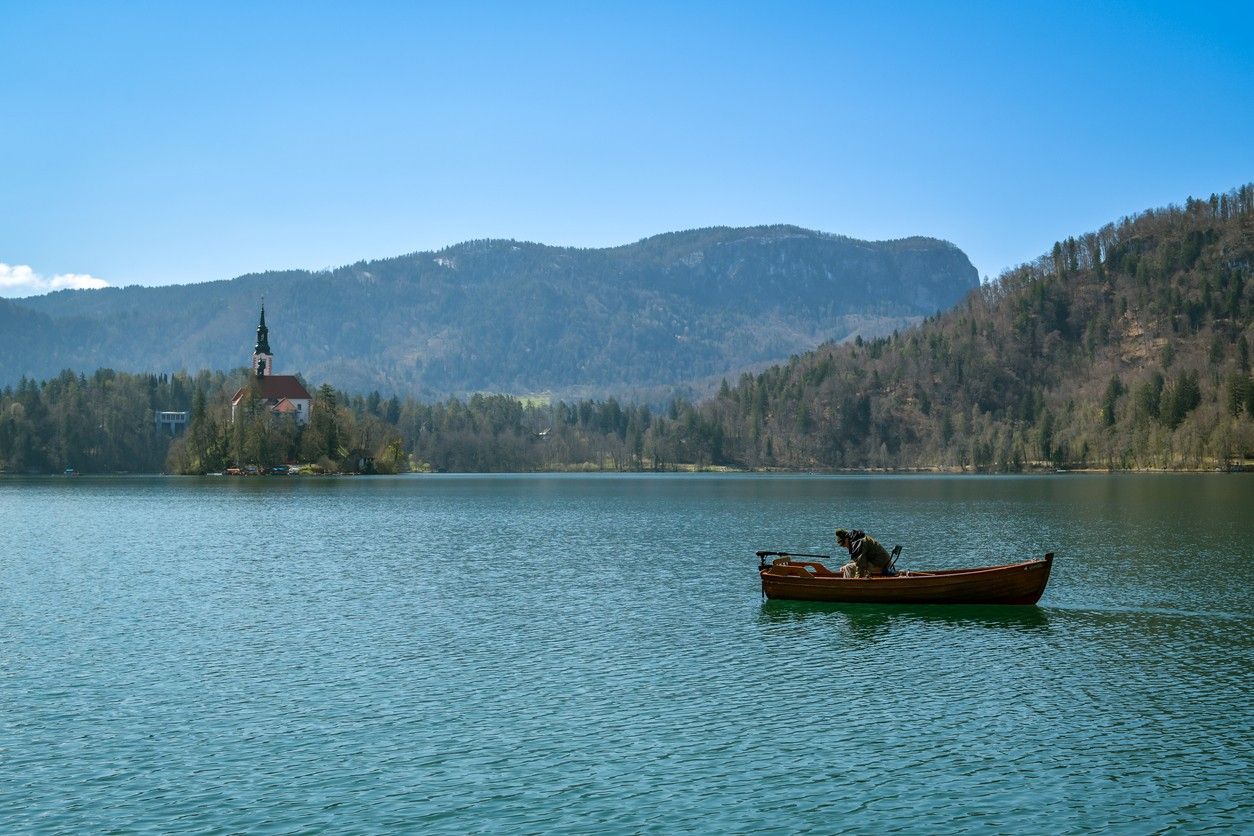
[758,552,1053,605]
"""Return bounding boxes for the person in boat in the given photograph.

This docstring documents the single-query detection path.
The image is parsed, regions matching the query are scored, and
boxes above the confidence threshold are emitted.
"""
[835,528,892,578]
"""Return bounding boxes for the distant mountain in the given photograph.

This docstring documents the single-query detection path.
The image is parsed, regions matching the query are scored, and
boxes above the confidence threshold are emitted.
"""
[4,226,978,399]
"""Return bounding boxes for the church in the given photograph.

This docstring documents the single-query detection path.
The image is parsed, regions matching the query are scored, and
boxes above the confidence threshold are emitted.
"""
[230,305,313,424]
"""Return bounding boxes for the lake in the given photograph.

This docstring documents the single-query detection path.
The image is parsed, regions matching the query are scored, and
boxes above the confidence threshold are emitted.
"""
[1,474,1250,833]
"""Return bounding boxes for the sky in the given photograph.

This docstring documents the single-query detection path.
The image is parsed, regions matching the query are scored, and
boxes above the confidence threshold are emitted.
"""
[1,1,1252,297]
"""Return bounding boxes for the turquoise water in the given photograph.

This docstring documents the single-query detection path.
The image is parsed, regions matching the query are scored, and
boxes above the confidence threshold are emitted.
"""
[1,474,1250,833]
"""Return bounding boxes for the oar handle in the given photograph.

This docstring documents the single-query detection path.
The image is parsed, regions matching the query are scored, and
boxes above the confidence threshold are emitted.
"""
[756,550,831,559]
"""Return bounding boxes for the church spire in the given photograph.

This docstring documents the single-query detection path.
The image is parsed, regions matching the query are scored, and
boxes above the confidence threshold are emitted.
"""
[252,300,274,377]
[254,302,271,356]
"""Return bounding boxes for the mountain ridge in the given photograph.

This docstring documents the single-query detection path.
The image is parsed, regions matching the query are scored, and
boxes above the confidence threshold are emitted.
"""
[4,225,979,400]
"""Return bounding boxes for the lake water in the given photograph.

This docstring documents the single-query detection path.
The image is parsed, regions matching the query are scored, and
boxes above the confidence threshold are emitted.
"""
[1,474,1250,833]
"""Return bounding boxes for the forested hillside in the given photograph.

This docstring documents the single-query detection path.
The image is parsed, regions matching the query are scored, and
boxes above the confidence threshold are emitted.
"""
[0,368,677,475]
[0,370,208,474]
[5,187,1249,475]
[4,227,977,399]
[694,185,1254,470]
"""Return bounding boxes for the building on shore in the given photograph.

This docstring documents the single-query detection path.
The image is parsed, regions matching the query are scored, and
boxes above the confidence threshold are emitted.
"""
[230,305,313,424]
[154,410,189,435]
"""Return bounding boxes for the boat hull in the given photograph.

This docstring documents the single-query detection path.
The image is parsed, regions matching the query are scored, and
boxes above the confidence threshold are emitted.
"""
[760,553,1053,605]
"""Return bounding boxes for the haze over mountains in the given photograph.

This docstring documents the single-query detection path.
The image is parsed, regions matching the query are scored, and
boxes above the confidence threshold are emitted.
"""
[0,226,978,399]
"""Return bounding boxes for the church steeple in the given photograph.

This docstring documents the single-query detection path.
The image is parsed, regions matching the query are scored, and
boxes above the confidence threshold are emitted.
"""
[252,301,274,377]
[232,300,312,426]
[254,304,271,355]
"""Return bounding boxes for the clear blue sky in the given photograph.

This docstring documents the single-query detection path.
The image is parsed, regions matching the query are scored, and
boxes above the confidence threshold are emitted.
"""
[1,1,1251,296]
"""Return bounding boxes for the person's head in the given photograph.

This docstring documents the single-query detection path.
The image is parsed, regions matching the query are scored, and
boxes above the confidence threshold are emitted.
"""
[835,528,849,547]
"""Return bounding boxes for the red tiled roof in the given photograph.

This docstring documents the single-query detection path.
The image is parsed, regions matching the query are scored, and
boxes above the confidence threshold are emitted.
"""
[231,375,313,404]
[272,398,298,413]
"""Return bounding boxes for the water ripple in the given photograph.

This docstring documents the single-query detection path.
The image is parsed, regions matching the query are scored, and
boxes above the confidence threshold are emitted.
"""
[0,474,1250,832]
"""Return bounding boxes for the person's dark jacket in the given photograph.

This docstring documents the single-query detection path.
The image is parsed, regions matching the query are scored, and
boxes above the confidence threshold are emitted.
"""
[848,530,891,571]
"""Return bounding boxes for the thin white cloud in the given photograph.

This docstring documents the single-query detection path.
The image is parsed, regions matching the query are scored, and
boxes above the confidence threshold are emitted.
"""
[0,262,110,297]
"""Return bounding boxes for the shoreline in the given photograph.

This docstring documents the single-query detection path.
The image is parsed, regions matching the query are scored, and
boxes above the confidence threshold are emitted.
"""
[6,463,1249,478]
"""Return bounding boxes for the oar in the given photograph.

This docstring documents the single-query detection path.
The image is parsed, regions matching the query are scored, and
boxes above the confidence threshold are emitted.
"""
[756,550,830,559]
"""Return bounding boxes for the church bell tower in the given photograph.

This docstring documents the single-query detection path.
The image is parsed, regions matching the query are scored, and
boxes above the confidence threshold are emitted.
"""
[252,303,274,377]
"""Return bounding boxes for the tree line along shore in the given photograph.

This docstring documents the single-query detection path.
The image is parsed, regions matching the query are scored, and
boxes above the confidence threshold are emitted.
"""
[2,185,1252,476]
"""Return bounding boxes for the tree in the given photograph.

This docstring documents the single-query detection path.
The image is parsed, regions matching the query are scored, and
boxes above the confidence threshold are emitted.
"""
[1161,371,1201,430]
[1101,376,1124,427]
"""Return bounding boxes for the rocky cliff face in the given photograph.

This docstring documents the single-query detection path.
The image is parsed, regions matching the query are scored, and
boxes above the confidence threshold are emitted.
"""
[8,226,978,398]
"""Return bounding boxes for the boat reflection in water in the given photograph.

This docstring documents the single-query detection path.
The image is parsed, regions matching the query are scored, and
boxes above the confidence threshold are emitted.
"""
[757,598,1052,645]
